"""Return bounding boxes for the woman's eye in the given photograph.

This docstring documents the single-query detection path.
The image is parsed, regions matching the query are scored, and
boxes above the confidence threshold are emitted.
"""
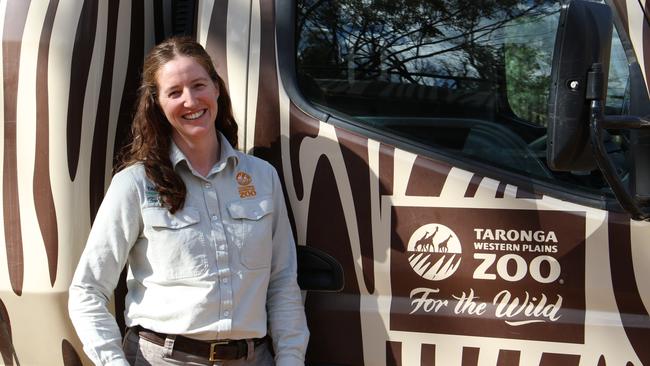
[168,91,180,98]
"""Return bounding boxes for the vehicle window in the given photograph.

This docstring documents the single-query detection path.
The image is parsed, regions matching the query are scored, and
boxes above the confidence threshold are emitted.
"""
[296,0,632,192]
[606,28,630,115]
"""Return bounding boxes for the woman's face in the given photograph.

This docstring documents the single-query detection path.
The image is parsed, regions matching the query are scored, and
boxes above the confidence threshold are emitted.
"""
[156,55,220,146]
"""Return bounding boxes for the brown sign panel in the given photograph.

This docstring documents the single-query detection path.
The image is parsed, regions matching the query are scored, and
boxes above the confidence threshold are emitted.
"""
[390,207,586,343]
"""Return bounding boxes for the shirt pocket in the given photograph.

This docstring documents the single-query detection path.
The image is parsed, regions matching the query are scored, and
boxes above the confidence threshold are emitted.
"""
[141,206,208,280]
[227,196,274,270]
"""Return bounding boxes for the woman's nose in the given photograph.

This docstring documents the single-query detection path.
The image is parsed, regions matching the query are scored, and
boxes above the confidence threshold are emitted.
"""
[183,89,198,107]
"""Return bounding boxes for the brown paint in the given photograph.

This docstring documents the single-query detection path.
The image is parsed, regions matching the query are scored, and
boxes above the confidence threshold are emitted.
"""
[2,0,31,297]
[61,339,82,366]
[420,343,436,366]
[303,156,364,366]
[205,0,229,88]
[597,355,606,366]
[496,182,507,198]
[464,173,484,197]
[67,0,98,181]
[0,298,13,365]
[90,0,120,223]
[496,350,521,366]
[386,341,402,366]
[538,352,580,366]
[253,0,283,174]
[405,156,451,197]
[390,208,586,343]
[608,211,650,365]
[515,186,543,199]
[153,1,165,44]
[336,128,375,293]
[643,0,650,97]
[34,0,60,288]
[461,347,479,366]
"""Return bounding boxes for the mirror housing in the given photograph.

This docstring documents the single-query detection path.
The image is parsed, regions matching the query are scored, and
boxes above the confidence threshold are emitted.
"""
[546,0,612,171]
[547,0,650,220]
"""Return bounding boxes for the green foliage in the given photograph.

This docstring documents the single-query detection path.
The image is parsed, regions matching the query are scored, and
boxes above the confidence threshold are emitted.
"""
[505,42,551,126]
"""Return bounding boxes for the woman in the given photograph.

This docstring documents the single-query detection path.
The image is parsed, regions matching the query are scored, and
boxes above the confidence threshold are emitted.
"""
[69,36,309,366]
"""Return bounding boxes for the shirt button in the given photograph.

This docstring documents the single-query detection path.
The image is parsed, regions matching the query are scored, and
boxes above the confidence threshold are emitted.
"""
[222,278,228,284]
[211,215,218,221]
[204,182,212,188]
[223,311,230,317]
[219,244,227,251]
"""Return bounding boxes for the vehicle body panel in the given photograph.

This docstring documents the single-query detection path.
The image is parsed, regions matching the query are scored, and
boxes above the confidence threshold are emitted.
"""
[0,0,649,365]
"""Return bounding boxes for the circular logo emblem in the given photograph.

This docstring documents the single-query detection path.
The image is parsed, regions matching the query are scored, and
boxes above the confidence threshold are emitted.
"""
[236,172,252,186]
[407,223,462,281]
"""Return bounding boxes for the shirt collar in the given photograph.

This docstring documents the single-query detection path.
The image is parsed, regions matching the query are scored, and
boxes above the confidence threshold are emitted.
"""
[169,132,239,174]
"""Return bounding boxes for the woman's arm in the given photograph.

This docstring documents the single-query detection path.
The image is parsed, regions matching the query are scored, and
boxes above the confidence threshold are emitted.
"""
[266,168,310,366]
[68,168,142,366]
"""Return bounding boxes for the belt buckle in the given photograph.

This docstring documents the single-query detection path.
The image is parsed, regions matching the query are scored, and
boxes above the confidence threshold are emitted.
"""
[209,340,230,361]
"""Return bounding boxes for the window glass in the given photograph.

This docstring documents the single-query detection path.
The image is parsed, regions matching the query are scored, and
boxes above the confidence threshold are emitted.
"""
[296,0,631,191]
[606,28,630,115]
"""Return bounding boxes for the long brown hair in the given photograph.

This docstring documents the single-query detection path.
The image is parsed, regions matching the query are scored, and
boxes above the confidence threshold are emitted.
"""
[118,36,238,213]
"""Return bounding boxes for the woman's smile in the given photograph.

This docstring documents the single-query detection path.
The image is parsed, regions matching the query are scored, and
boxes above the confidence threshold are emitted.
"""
[183,109,206,120]
[156,55,220,146]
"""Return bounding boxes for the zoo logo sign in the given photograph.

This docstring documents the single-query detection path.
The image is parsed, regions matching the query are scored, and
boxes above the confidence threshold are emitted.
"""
[407,223,462,281]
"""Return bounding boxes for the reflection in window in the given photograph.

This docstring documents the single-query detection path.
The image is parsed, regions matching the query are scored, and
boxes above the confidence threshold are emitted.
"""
[297,0,560,179]
[296,0,631,191]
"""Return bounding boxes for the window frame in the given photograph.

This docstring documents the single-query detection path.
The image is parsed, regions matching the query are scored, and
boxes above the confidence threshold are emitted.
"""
[275,0,643,213]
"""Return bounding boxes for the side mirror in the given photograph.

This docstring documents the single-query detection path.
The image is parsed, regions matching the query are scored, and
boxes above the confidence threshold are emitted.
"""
[547,0,650,220]
[546,0,612,171]
[297,246,344,292]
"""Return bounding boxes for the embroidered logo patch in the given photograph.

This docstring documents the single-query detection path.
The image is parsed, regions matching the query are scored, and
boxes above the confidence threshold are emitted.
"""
[236,171,256,198]
[145,184,162,206]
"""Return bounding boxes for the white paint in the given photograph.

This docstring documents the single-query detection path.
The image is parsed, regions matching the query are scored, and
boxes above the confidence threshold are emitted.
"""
[9,2,91,365]
[197,0,215,47]
[474,176,500,198]
[582,212,640,365]
[105,0,133,190]
[16,0,51,291]
[439,167,474,197]
[226,0,251,151]
[504,184,518,198]
[245,0,261,152]
[48,0,88,287]
[365,140,394,366]
[626,0,649,94]
[392,148,417,197]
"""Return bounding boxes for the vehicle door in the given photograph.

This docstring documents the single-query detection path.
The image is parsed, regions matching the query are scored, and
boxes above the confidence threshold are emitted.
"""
[248,0,650,365]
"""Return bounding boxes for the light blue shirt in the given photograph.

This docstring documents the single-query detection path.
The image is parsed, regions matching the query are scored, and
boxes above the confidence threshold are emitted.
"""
[69,134,309,365]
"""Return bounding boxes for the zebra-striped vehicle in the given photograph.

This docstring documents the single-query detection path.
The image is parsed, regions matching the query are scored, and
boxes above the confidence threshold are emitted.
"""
[1,0,649,365]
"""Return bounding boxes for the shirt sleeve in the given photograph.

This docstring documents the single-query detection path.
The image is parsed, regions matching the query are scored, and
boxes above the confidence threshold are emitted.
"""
[68,169,142,366]
[266,168,310,366]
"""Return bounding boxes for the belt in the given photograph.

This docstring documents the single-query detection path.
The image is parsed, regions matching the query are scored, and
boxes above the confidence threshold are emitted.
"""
[133,325,268,361]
